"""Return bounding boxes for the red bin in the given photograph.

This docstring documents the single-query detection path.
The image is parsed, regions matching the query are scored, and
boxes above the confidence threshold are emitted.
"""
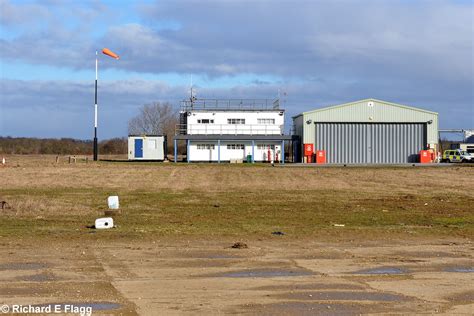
[304,144,314,156]
[304,143,314,163]
[316,150,326,164]
[419,150,431,163]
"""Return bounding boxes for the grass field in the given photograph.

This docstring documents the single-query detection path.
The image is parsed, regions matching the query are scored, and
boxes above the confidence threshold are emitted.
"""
[0,155,472,240]
[0,155,472,315]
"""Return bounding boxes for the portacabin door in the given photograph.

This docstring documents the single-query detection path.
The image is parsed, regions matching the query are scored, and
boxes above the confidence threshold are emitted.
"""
[134,139,143,158]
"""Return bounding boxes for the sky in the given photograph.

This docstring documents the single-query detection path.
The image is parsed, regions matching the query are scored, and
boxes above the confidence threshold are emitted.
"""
[0,0,473,140]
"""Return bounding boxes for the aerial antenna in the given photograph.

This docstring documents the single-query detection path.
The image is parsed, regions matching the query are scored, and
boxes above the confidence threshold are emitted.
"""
[190,75,196,108]
[273,89,281,109]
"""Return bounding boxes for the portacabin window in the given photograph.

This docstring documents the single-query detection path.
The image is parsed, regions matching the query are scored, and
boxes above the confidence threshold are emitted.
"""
[148,139,157,149]
[227,118,245,125]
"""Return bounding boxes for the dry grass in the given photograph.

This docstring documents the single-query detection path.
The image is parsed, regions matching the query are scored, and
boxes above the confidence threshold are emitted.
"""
[0,155,472,239]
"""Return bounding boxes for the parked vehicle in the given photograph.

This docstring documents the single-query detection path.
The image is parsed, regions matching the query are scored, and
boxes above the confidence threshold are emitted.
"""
[441,149,473,163]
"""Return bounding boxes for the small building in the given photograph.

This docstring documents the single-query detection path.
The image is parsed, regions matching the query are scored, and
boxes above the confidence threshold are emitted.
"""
[293,99,438,164]
[173,98,291,163]
[464,130,474,143]
[443,129,474,154]
[128,135,166,161]
[450,143,474,154]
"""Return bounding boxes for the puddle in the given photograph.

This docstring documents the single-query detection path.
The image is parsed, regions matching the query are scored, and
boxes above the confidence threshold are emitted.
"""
[205,254,239,259]
[0,263,48,271]
[33,302,122,311]
[352,267,407,275]
[17,273,57,282]
[280,291,404,302]
[214,268,314,278]
[444,267,474,273]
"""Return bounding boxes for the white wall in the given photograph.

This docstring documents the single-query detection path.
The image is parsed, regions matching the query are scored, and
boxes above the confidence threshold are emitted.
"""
[188,141,282,161]
[185,111,284,135]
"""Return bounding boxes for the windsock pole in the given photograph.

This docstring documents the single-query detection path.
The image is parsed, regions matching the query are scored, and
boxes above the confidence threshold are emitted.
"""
[93,48,119,161]
[94,51,98,161]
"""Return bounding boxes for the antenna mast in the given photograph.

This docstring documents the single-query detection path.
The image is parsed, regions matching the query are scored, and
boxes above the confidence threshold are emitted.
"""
[190,75,195,108]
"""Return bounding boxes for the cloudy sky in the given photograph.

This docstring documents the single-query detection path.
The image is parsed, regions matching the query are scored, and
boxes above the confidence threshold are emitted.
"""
[0,0,472,139]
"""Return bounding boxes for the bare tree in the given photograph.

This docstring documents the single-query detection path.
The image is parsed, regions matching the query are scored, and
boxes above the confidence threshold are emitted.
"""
[128,102,178,153]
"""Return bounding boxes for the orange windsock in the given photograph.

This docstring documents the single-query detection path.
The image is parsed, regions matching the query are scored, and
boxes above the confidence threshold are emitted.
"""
[102,48,119,59]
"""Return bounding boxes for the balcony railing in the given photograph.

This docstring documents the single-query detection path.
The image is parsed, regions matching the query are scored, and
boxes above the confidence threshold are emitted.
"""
[175,124,284,135]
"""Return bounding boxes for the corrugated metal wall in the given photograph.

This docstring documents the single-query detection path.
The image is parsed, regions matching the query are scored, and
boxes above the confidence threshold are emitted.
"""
[315,123,426,163]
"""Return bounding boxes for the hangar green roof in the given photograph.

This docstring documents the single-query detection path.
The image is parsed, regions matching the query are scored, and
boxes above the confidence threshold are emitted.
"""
[294,98,438,118]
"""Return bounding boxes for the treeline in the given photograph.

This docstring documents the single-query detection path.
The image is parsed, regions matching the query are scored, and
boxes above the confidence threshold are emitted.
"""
[0,137,127,155]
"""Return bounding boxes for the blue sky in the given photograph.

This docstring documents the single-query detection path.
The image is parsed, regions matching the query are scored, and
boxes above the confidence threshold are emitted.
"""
[0,0,473,139]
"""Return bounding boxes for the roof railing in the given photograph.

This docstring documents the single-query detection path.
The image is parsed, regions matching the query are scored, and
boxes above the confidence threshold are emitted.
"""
[181,98,281,111]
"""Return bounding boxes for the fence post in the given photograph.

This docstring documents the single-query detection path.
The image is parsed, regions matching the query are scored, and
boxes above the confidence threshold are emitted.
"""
[174,139,178,163]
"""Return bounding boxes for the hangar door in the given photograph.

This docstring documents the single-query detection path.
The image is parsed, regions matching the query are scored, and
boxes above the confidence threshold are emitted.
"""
[315,123,426,164]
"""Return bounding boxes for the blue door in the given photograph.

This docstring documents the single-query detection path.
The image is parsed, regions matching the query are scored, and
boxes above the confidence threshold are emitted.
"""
[134,139,143,158]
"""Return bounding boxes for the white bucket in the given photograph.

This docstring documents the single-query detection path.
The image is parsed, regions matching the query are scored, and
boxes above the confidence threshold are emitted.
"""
[107,196,119,209]
[95,217,114,229]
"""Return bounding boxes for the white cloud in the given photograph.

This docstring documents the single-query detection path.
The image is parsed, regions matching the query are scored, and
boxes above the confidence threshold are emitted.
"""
[2,0,472,80]
[0,0,51,28]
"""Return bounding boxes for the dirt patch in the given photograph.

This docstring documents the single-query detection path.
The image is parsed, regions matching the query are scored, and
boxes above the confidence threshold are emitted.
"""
[0,285,52,296]
[232,242,248,249]
[277,291,407,302]
[207,267,314,278]
[204,254,241,259]
[172,251,242,259]
[394,251,469,258]
[240,302,378,316]
[158,259,241,268]
[291,252,349,260]
[254,283,367,291]
[16,273,58,282]
[444,290,474,303]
